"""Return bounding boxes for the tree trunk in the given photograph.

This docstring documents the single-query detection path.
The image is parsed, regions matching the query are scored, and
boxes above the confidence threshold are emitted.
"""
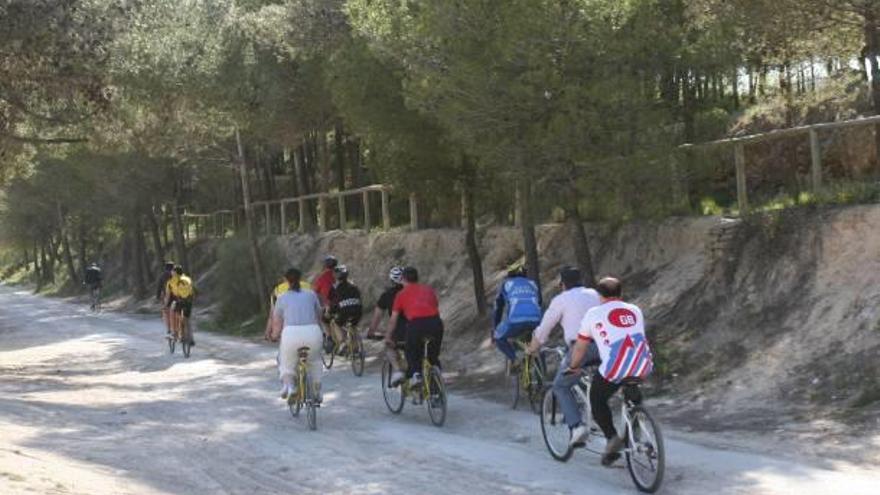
[563,198,596,287]
[76,223,87,276]
[461,166,487,316]
[170,199,189,271]
[121,232,132,290]
[294,144,315,231]
[517,180,541,294]
[131,217,147,297]
[147,207,166,267]
[864,11,880,172]
[56,203,78,285]
[682,70,696,142]
[236,128,268,311]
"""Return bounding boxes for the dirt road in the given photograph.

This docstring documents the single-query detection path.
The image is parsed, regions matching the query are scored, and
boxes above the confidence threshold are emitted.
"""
[0,287,875,494]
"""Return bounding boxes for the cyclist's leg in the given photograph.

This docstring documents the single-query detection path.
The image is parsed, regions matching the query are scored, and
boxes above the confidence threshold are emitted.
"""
[494,321,517,362]
[181,300,194,344]
[299,324,324,399]
[404,320,423,379]
[426,317,443,369]
[589,371,622,439]
[277,326,296,389]
[551,354,586,428]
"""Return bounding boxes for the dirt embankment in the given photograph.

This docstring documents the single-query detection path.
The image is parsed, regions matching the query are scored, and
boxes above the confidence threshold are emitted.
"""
[187,205,880,431]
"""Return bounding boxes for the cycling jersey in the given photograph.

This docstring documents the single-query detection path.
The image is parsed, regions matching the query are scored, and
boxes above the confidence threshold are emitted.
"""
[84,267,102,286]
[377,284,407,340]
[328,280,363,325]
[171,275,194,299]
[533,287,601,345]
[392,283,439,320]
[494,276,541,327]
[313,269,335,305]
[577,300,653,383]
[165,274,180,299]
[156,271,172,300]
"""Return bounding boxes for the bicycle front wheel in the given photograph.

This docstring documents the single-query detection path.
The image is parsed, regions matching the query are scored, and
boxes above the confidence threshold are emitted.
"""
[426,366,447,427]
[540,387,573,462]
[181,324,192,358]
[508,360,520,410]
[527,358,545,414]
[351,334,365,377]
[381,360,404,414]
[625,406,665,493]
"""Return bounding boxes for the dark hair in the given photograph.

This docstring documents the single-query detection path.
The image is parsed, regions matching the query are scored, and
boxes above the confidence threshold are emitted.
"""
[284,267,302,291]
[164,261,175,271]
[559,267,583,289]
[173,265,183,275]
[596,277,622,298]
[323,255,338,269]
[402,266,419,283]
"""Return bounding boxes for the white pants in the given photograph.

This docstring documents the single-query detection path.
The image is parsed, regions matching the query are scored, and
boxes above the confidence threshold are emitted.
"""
[278,324,323,387]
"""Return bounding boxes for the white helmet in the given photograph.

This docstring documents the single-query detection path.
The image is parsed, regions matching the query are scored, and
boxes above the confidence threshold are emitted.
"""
[389,266,404,284]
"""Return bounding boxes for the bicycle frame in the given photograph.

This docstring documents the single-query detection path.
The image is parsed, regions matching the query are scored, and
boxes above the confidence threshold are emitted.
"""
[401,340,434,401]
[571,373,641,455]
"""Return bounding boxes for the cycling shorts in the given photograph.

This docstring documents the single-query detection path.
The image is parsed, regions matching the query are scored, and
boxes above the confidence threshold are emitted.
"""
[166,295,177,309]
[174,298,193,318]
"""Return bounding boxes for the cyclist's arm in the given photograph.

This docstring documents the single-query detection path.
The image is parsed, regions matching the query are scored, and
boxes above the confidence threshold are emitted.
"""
[528,299,562,353]
[567,335,592,372]
[384,310,401,345]
[493,289,505,329]
[367,307,383,334]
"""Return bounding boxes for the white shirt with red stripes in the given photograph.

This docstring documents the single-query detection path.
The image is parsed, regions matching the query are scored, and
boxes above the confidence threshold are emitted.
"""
[577,299,653,382]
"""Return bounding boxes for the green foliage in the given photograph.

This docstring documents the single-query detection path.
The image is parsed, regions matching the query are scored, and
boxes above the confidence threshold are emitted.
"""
[212,236,285,321]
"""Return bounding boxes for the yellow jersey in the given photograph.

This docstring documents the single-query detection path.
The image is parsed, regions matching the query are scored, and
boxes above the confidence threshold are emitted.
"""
[270,280,312,302]
[165,274,179,299]
[172,275,195,299]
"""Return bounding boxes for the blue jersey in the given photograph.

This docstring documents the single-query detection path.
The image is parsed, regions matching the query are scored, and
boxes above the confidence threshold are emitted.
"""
[494,276,542,327]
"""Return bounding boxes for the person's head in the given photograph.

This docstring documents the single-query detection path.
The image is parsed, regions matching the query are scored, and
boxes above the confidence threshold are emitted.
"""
[559,266,583,290]
[323,255,338,270]
[284,267,302,291]
[507,263,526,278]
[334,264,349,282]
[90,261,98,268]
[388,266,404,286]
[402,266,419,284]
[596,277,622,301]
[164,261,175,272]
[173,265,184,276]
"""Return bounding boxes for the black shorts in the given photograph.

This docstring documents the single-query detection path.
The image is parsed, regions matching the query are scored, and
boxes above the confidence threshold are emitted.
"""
[391,321,407,345]
[166,296,177,309]
[174,298,193,318]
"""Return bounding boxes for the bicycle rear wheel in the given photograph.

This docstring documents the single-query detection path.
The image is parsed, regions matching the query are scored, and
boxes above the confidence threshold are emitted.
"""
[625,406,665,493]
[181,323,192,358]
[426,366,447,427]
[351,334,365,377]
[305,374,317,431]
[381,360,404,414]
[540,387,573,462]
[508,361,520,410]
[321,334,335,369]
[167,336,176,354]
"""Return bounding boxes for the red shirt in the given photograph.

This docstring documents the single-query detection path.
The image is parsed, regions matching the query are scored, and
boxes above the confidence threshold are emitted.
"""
[313,269,335,305]
[392,283,440,320]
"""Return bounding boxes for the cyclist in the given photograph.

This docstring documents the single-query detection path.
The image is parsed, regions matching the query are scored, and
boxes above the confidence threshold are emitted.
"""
[327,264,363,352]
[387,267,443,387]
[264,276,312,341]
[493,264,542,371]
[83,262,103,310]
[270,268,326,401]
[557,277,654,466]
[312,255,338,307]
[526,266,600,354]
[370,266,406,385]
[170,266,196,346]
[156,261,175,335]
[164,266,181,338]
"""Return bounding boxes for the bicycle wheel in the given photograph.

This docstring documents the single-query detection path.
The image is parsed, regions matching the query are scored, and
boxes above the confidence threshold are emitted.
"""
[351,334,365,377]
[426,366,447,427]
[625,406,665,493]
[508,361,520,410]
[527,358,545,414]
[305,374,317,431]
[321,335,335,369]
[540,387,574,462]
[167,336,176,354]
[381,360,404,414]
[181,323,192,358]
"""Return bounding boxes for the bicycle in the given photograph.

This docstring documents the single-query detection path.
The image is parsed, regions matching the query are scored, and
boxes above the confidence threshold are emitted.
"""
[287,346,319,430]
[321,321,366,376]
[166,302,193,358]
[380,339,447,427]
[88,285,102,313]
[508,339,546,413]
[539,359,665,493]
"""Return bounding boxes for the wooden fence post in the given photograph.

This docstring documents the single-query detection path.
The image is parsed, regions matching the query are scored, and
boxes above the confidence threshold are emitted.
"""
[381,189,391,230]
[809,129,823,192]
[514,185,522,227]
[280,202,287,235]
[318,196,327,232]
[298,199,306,233]
[734,143,749,214]
[362,191,371,231]
[409,192,419,230]
[338,194,347,230]
[264,203,271,235]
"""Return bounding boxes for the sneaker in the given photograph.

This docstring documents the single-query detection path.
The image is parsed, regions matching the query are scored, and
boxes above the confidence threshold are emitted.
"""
[409,373,423,388]
[280,385,290,400]
[601,436,624,466]
[389,371,404,387]
[570,424,589,447]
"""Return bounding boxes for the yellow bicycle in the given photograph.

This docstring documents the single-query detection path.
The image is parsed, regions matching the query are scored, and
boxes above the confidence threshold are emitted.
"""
[381,339,447,427]
[509,339,545,413]
[288,346,319,430]
[321,322,366,376]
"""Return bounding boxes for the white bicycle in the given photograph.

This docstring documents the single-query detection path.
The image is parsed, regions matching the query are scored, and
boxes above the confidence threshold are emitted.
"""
[539,348,665,493]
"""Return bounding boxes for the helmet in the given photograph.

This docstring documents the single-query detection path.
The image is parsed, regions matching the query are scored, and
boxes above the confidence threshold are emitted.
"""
[389,266,404,284]
[173,265,184,275]
[164,261,175,271]
[323,255,338,269]
[334,264,349,279]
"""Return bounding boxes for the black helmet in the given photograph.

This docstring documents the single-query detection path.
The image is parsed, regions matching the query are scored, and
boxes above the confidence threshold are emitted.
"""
[323,255,338,269]
[334,264,349,280]
[164,261,175,271]
[173,265,184,275]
